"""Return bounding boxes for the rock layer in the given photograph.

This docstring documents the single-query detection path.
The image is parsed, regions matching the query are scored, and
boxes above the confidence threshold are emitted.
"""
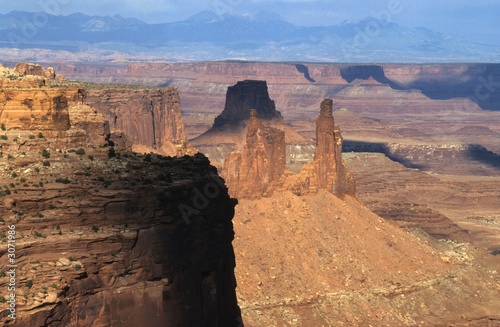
[0,151,242,326]
[84,88,194,156]
[0,89,72,131]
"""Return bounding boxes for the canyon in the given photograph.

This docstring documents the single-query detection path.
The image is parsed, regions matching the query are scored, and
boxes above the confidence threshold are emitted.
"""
[0,65,242,326]
[1,61,499,326]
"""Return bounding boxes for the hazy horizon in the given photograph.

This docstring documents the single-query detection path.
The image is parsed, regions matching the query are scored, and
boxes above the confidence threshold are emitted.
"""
[1,0,499,46]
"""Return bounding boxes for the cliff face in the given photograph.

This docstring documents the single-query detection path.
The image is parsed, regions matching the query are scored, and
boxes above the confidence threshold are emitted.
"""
[222,110,287,199]
[0,89,71,131]
[0,66,242,326]
[0,150,242,327]
[84,88,193,156]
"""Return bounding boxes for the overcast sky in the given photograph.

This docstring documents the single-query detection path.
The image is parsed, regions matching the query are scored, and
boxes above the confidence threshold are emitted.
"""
[1,0,499,45]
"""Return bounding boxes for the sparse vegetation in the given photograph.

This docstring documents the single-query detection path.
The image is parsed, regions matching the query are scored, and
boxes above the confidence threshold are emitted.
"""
[74,264,82,271]
[1,135,8,140]
[75,148,85,155]
[88,155,94,161]
[42,149,50,158]
[11,172,17,178]
[0,123,5,131]
[26,280,33,289]
[43,161,50,167]
[29,134,35,139]
[91,225,99,233]
[55,177,70,184]
[38,132,44,139]
[108,147,116,158]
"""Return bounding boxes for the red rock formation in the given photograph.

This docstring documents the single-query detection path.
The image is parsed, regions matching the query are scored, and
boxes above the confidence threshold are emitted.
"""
[191,80,310,165]
[298,99,355,196]
[222,110,287,198]
[84,88,195,156]
[222,100,354,199]
[214,80,282,127]
[0,89,71,131]
[14,62,63,79]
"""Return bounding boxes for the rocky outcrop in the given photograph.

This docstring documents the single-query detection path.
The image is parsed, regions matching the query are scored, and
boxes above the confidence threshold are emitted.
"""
[213,80,282,127]
[0,64,48,88]
[0,150,242,326]
[222,110,287,198]
[191,80,310,164]
[297,99,355,196]
[222,99,355,199]
[14,62,63,80]
[0,89,71,131]
[84,88,195,156]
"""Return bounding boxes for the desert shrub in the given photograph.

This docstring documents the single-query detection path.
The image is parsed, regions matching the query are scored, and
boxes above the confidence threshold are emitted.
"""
[29,135,35,139]
[55,178,70,184]
[1,135,8,140]
[108,147,116,158]
[41,149,50,158]
[88,155,94,161]
[11,172,17,178]
[74,264,82,270]
[75,148,85,155]
[42,161,50,166]
[0,124,5,131]
[91,225,99,233]
[38,132,44,138]
[26,280,33,289]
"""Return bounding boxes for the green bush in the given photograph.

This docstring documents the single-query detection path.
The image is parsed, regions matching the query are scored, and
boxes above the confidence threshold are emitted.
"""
[26,280,33,289]
[0,123,5,131]
[108,147,116,158]
[1,135,8,140]
[0,270,6,277]
[88,155,94,161]
[38,132,44,139]
[75,148,85,155]
[42,149,50,158]
[0,296,5,303]
[74,264,82,271]
[11,172,17,178]
[55,178,70,184]
[91,226,99,233]
[68,256,76,262]
[29,135,35,139]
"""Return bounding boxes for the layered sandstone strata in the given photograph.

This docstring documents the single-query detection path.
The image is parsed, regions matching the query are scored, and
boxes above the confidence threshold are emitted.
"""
[0,64,48,88]
[0,150,242,326]
[222,110,287,198]
[84,88,194,156]
[0,89,72,131]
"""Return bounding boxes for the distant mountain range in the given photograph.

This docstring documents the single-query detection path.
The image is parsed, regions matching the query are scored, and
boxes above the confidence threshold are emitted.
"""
[0,10,499,62]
